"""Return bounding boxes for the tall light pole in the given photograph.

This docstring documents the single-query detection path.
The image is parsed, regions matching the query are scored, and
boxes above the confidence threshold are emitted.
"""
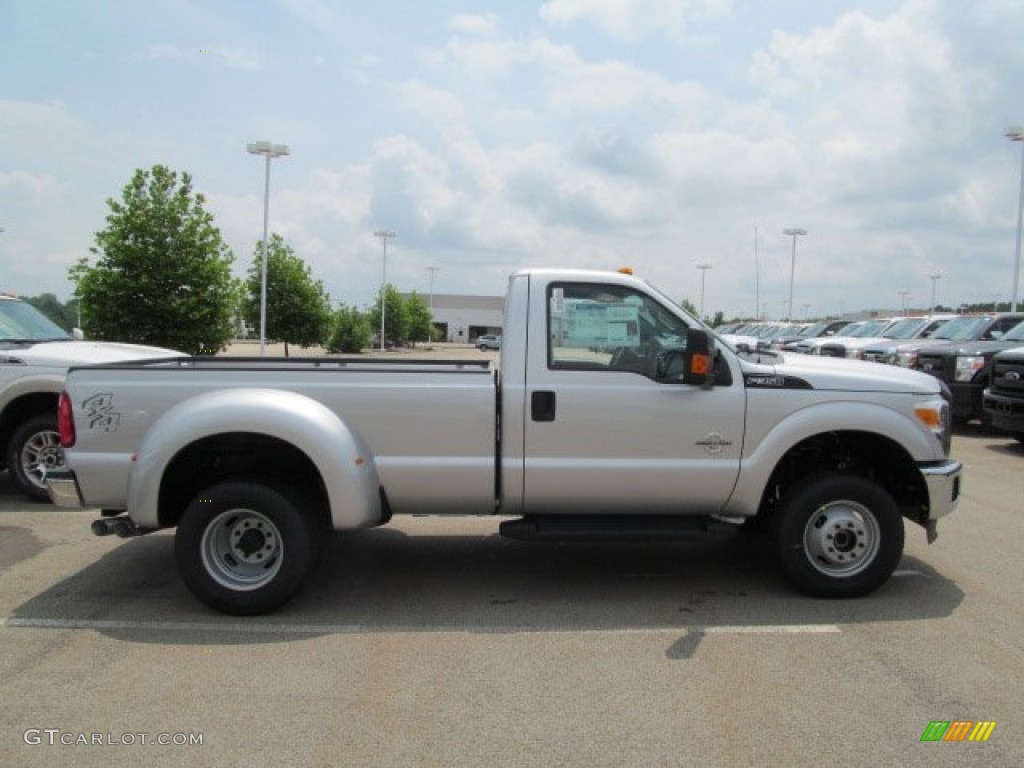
[783,228,807,321]
[374,230,395,351]
[927,272,943,312]
[898,291,910,317]
[246,141,290,356]
[1005,126,1024,311]
[696,263,712,320]
[425,266,440,312]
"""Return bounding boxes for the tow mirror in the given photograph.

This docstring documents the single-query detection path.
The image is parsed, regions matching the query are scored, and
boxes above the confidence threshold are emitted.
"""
[682,329,714,388]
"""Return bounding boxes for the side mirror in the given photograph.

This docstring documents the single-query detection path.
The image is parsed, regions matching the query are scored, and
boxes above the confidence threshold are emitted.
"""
[682,328,714,388]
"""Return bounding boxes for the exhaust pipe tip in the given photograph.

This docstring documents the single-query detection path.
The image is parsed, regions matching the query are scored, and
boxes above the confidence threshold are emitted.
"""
[91,519,116,536]
[91,517,140,538]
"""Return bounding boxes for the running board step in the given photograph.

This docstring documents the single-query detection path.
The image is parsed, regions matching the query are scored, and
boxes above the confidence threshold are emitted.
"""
[499,515,736,542]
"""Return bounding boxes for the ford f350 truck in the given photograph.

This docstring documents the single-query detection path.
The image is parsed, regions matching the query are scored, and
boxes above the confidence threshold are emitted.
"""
[46,268,963,614]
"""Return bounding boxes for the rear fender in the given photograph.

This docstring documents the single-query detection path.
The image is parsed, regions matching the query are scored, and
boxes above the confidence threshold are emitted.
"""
[127,388,381,530]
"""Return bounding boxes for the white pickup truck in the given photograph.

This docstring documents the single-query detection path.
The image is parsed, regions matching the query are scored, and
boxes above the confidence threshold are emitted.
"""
[47,268,962,614]
[0,294,178,501]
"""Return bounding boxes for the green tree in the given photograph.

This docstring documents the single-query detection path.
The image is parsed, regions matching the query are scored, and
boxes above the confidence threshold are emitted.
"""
[367,284,409,347]
[328,304,372,353]
[70,165,236,353]
[679,298,699,317]
[405,291,435,346]
[245,234,332,356]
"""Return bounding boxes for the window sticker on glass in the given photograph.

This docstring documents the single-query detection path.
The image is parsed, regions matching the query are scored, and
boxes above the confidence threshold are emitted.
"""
[563,302,640,348]
[551,288,565,314]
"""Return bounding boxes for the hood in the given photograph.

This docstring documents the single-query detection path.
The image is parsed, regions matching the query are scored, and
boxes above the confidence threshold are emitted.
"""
[917,338,1024,357]
[6,340,183,368]
[862,336,952,354]
[994,345,1024,362]
[750,351,940,394]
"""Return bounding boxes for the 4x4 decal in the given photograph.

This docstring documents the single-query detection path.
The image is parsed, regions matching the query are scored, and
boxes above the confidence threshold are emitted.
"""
[82,393,121,432]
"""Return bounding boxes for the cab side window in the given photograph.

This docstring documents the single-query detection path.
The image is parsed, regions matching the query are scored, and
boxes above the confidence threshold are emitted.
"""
[547,283,689,379]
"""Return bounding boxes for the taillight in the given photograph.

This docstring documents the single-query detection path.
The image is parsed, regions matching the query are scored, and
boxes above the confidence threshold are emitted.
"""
[58,390,76,448]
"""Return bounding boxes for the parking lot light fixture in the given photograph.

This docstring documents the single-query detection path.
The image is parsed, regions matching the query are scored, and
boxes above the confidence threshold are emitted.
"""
[783,228,807,321]
[374,230,396,351]
[696,263,712,320]
[1005,126,1024,311]
[246,141,290,356]
[927,272,943,312]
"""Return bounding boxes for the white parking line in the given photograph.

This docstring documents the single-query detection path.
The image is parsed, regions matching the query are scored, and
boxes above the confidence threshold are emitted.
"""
[2,617,841,635]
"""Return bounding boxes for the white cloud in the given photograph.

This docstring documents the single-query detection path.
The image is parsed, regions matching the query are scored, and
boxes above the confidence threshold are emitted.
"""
[0,171,66,204]
[540,0,732,41]
[135,43,261,70]
[450,13,501,36]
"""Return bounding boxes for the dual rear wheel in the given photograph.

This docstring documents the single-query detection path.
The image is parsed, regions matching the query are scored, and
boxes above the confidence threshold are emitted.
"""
[175,481,324,615]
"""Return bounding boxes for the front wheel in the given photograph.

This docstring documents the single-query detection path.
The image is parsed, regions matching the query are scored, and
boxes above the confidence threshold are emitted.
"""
[175,481,324,615]
[776,474,904,598]
[7,415,64,502]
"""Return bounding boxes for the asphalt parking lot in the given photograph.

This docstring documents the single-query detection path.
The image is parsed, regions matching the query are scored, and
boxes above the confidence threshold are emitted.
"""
[0,427,1021,768]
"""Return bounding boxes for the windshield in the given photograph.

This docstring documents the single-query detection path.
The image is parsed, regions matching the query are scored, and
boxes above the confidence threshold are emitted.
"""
[849,319,891,338]
[799,322,828,337]
[883,318,927,340]
[932,316,990,341]
[0,299,71,343]
[1003,320,1024,342]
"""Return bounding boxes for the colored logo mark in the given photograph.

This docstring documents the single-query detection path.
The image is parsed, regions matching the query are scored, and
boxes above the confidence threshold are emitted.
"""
[920,720,996,742]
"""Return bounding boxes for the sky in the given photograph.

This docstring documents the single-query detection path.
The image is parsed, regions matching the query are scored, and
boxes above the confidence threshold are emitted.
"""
[2,0,1024,320]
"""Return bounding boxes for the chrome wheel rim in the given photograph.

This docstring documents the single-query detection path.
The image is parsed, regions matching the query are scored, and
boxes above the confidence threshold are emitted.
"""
[802,500,881,577]
[200,509,284,591]
[21,429,64,490]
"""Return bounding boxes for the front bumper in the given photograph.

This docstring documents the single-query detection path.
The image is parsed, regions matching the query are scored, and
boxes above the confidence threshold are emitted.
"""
[919,459,962,542]
[983,389,1024,432]
[45,469,84,508]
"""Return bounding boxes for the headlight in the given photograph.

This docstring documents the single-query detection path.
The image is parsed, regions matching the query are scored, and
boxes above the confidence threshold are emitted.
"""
[896,351,917,368]
[955,355,984,382]
[915,399,952,455]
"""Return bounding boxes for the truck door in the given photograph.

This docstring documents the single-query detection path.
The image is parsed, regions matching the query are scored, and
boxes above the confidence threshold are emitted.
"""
[522,279,744,515]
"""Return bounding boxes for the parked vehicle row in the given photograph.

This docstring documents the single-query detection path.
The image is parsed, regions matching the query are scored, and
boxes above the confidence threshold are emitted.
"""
[738,309,1024,435]
[715,320,851,352]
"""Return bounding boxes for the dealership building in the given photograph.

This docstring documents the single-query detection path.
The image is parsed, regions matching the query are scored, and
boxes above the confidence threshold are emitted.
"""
[414,293,504,343]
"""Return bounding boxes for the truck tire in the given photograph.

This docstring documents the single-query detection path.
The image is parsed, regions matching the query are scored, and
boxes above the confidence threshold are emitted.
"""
[775,474,904,598]
[7,414,64,503]
[175,481,324,615]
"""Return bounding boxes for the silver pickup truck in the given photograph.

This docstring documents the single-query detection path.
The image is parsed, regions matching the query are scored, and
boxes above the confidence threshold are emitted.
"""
[47,268,962,614]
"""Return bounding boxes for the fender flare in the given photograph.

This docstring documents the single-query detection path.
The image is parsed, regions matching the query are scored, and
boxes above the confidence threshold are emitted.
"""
[724,400,937,518]
[127,388,382,530]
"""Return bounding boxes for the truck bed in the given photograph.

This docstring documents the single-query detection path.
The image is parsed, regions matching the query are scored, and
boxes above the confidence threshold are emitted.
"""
[67,357,498,516]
